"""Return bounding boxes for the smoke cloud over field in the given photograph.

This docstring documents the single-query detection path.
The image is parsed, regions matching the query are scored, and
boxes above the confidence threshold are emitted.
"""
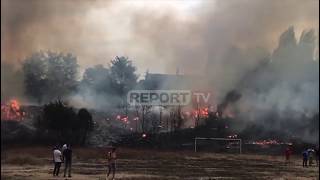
[1,0,319,142]
[1,0,318,72]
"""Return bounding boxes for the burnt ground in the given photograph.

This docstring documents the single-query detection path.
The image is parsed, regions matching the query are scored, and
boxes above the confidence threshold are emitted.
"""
[1,146,319,180]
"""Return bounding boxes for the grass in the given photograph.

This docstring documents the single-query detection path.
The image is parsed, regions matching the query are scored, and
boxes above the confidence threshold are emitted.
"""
[1,146,319,180]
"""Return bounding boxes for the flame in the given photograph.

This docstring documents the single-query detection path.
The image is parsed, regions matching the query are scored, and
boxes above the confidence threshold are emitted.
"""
[246,139,292,146]
[1,99,25,121]
[192,107,209,119]
[227,134,238,139]
[116,115,131,125]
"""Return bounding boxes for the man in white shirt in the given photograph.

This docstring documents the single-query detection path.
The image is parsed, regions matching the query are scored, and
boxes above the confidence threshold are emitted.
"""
[62,144,67,161]
[62,144,67,152]
[53,146,62,176]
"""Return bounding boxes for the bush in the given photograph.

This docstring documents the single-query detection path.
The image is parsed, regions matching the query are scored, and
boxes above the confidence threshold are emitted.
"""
[34,100,94,145]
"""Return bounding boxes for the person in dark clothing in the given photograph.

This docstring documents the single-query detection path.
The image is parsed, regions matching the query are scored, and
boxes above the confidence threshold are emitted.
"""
[308,148,314,166]
[107,147,117,180]
[63,144,72,177]
[315,146,319,166]
[302,148,309,167]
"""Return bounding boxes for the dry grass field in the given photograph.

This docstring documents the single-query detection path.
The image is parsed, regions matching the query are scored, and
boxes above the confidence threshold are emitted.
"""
[1,146,319,180]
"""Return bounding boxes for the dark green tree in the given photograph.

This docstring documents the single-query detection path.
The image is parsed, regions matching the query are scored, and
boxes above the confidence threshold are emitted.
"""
[81,64,110,94]
[46,52,79,101]
[22,51,79,104]
[22,52,48,104]
[37,100,78,143]
[77,108,94,145]
[109,56,138,97]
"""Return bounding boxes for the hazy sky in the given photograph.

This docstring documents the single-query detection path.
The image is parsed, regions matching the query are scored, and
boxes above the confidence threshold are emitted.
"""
[1,0,319,76]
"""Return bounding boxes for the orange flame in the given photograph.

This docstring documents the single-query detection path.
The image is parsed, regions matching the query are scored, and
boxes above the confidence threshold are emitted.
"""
[192,107,209,118]
[1,99,25,121]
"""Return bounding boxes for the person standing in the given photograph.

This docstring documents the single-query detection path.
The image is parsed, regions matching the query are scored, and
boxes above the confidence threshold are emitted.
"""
[62,144,67,153]
[53,146,62,176]
[315,146,319,166]
[302,148,309,167]
[63,144,72,177]
[107,147,117,180]
[284,146,292,165]
[308,148,314,166]
[62,143,67,161]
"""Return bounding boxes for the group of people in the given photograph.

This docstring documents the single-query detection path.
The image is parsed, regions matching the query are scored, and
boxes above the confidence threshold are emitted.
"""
[302,147,319,167]
[52,143,73,177]
[284,145,319,167]
[52,144,117,180]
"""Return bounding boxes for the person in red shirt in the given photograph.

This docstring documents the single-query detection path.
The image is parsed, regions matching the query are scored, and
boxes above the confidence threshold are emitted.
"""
[285,145,292,165]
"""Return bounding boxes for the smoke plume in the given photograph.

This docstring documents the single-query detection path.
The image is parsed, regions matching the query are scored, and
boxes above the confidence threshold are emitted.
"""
[1,0,319,142]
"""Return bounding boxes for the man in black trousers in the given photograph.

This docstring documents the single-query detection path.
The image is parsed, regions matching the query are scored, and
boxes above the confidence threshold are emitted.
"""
[63,144,72,177]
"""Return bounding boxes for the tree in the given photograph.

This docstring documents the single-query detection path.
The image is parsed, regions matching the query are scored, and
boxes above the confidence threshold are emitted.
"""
[109,56,138,97]
[34,101,95,145]
[46,52,79,101]
[22,51,79,104]
[22,52,48,104]
[36,100,78,143]
[134,105,152,132]
[81,64,110,94]
[77,108,94,145]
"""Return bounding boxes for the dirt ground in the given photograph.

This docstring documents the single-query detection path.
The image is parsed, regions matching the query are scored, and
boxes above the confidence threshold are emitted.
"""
[1,146,319,180]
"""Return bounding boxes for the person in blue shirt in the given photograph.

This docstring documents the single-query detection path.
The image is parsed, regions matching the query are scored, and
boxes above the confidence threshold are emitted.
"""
[302,148,309,167]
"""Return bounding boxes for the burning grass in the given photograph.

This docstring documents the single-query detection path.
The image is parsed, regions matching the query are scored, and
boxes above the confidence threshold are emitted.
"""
[1,100,26,121]
[1,146,319,179]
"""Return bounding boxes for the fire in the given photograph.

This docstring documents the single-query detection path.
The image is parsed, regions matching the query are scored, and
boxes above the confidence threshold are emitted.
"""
[116,115,131,124]
[246,139,292,146]
[192,107,209,119]
[227,134,238,139]
[1,99,25,121]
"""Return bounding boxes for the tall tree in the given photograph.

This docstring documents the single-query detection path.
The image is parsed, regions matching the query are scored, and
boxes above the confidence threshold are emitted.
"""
[81,64,110,94]
[46,52,79,101]
[22,52,48,104]
[109,56,138,97]
[22,51,79,104]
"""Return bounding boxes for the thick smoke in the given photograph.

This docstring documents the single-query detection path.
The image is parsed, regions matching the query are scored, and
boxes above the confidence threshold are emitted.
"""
[1,0,319,141]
